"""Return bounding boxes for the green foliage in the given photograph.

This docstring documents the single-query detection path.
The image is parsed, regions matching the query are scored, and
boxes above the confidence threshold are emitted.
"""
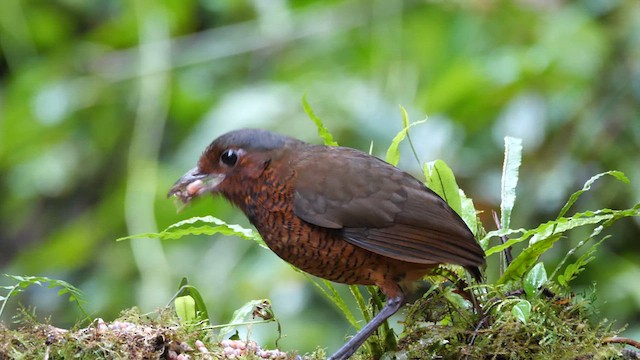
[486,210,624,257]
[485,190,640,285]
[0,274,89,321]
[557,171,630,218]
[2,105,640,358]
[117,108,639,359]
[303,96,338,147]
[2,0,639,356]
[511,299,532,324]
[387,129,637,358]
[460,191,482,241]
[424,159,463,218]
[400,278,624,359]
[555,236,607,288]
[426,137,638,358]
[173,277,210,324]
[523,262,548,298]
[384,108,425,167]
[174,295,197,323]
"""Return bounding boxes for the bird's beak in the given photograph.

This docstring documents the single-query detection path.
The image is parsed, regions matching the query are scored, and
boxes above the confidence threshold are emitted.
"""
[167,167,225,204]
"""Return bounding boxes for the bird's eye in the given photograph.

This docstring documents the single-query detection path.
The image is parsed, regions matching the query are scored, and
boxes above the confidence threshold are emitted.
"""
[220,149,239,167]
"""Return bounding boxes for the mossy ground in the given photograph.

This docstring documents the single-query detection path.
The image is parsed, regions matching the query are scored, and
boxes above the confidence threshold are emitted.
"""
[0,307,324,360]
[0,286,636,359]
[393,284,630,360]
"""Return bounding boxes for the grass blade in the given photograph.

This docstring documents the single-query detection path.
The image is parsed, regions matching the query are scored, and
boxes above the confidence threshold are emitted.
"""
[303,274,360,330]
[349,285,370,323]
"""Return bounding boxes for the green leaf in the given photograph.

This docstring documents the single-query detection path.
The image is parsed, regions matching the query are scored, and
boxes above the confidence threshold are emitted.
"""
[524,262,547,298]
[178,277,189,289]
[400,105,410,129]
[557,236,608,287]
[488,204,639,262]
[500,234,561,284]
[1,274,89,320]
[444,286,472,309]
[385,114,426,166]
[500,136,522,230]
[486,212,610,256]
[175,295,197,322]
[117,216,266,248]
[424,160,463,217]
[218,299,272,339]
[558,171,630,218]
[459,189,480,238]
[174,279,210,323]
[511,300,531,324]
[302,95,338,146]
[494,205,639,283]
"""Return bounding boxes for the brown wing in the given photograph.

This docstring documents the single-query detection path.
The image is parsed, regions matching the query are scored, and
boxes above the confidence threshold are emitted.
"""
[293,146,484,268]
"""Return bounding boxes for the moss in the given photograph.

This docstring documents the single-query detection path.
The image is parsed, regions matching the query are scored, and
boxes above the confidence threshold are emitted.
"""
[0,286,634,359]
[396,285,626,360]
[0,307,323,359]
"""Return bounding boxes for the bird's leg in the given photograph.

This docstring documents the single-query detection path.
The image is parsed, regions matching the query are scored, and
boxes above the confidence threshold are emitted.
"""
[328,294,406,360]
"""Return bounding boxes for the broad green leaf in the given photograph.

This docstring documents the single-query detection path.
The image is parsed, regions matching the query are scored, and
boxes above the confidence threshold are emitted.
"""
[558,171,630,218]
[500,137,522,230]
[524,262,547,298]
[174,279,210,323]
[385,115,426,166]
[424,160,463,217]
[175,295,197,322]
[302,96,338,146]
[512,300,531,324]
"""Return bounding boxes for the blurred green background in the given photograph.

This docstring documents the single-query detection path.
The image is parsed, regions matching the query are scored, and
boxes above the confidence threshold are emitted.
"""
[1,0,639,354]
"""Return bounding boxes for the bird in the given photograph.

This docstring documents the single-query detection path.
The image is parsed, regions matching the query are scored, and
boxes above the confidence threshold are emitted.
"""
[168,128,485,360]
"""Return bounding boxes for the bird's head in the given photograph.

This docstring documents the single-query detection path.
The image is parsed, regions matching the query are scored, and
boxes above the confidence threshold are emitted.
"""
[168,128,302,204]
